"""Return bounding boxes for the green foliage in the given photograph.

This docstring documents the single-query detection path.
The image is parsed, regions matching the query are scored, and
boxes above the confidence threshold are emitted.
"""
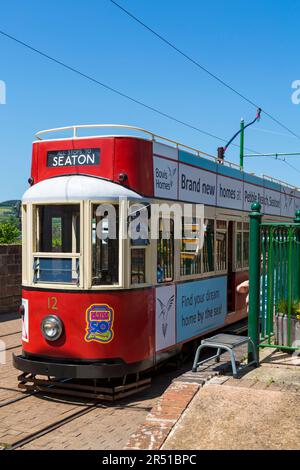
[52,237,62,249]
[0,219,20,244]
[0,200,21,226]
[292,300,300,316]
[276,298,288,315]
[276,297,300,317]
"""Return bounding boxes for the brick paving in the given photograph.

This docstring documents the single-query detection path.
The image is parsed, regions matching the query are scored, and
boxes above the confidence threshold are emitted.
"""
[0,317,22,405]
[0,395,82,446]
[0,314,177,450]
[19,401,154,450]
[125,345,248,450]
[3,314,277,451]
[126,382,200,450]
[0,316,21,335]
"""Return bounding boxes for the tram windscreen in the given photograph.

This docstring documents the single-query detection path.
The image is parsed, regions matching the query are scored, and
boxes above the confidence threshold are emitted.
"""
[34,204,80,284]
[36,204,80,253]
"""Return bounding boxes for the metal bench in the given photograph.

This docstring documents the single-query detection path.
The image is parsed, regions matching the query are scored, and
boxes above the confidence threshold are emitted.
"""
[192,333,259,378]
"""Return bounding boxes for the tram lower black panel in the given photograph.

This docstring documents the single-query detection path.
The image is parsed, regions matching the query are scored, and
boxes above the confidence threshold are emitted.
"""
[13,353,153,379]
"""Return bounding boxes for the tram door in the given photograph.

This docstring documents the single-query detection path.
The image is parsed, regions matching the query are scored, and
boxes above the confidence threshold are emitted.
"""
[227,221,234,313]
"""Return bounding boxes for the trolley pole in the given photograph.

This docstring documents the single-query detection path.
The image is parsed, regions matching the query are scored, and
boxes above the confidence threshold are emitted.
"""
[248,202,262,363]
[216,108,261,166]
[239,119,244,171]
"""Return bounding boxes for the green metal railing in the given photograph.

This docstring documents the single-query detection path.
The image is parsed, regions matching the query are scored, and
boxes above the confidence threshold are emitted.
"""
[248,204,300,359]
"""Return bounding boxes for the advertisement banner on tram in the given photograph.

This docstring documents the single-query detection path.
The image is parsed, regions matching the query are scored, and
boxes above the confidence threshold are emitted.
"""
[155,285,176,352]
[176,276,227,343]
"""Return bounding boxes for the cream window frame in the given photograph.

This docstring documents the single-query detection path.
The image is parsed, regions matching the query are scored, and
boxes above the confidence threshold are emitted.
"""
[31,201,84,290]
[127,202,151,288]
[156,216,175,285]
[179,216,207,279]
[88,200,124,290]
[233,220,250,272]
[215,219,228,275]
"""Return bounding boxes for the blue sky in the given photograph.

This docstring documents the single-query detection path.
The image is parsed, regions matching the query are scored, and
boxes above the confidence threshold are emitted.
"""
[1,0,300,201]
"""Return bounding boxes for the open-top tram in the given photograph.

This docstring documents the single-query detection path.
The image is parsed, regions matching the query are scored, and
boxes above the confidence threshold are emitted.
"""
[13,125,300,381]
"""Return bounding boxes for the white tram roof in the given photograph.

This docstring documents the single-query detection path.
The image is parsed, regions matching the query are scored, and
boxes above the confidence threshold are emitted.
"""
[23,175,143,203]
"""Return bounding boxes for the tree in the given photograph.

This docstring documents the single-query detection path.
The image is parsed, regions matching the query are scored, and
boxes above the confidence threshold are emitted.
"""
[0,219,20,244]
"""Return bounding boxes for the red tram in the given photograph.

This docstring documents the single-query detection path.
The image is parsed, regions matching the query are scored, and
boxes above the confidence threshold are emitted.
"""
[13,125,299,380]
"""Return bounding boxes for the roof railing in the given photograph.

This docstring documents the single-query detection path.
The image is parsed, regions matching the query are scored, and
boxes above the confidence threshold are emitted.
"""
[34,124,242,168]
[34,124,299,191]
[262,174,299,191]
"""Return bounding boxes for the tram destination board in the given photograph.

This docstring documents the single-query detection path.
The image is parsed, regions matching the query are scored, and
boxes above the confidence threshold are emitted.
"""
[47,148,100,167]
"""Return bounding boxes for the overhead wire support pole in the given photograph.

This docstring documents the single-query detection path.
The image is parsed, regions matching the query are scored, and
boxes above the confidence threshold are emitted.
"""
[217,108,261,166]
[240,119,245,171]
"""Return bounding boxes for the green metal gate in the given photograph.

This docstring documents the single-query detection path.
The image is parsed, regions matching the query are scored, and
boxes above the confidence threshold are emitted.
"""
[248,203,300,359]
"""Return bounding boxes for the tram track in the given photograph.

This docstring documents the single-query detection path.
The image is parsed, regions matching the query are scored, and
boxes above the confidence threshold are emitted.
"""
[0,361,179,450]
[1,344,22,352]
[0,330,22,353]
[0,382,47,409]
[0,331,21,339]
[0,378,73,409]
[6,401,153,450]
[0,319,248,450]
[2,386,156,450]
[7,403,99,450]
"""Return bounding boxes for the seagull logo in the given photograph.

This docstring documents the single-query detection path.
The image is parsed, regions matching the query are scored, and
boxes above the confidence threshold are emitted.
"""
[157,294,175,338]
[284,193,293,210]
[167,166,177,187]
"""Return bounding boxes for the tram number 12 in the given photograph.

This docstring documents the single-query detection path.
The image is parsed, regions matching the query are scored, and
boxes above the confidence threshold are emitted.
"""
[48,297,58,311]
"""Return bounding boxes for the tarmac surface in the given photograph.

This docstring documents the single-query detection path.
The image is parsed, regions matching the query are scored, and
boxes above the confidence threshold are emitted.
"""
[162,350,300,450]
[162,381,300,450]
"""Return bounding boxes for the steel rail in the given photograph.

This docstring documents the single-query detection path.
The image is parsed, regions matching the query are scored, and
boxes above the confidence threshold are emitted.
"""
[6,404,99,450]
[0,331,21,339]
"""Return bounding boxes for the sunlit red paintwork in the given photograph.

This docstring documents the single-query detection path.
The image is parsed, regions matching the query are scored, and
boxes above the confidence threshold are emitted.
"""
[14,135,248,378]
[31,137,154,197]
[22,287,155,364]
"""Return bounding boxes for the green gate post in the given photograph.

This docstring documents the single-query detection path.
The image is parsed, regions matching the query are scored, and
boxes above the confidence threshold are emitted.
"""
[294,210,300,224]
[294,210,300,301]
[248,202,262,363]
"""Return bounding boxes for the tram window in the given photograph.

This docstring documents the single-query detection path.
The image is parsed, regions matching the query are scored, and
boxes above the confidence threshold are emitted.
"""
[234,221,249,270]
[157,218,174,283]
[243,223,250,268]
[128,204,149,247]
[216,220,227,271]
[131,248,146,284]
[180,218,201,276]
[37,205,80,253]
[92,205,119,285]
[203,219,215,273]
[33,257,80,284]
[216,220,227,230]
[34,204,80,284]
[235,223,243,269]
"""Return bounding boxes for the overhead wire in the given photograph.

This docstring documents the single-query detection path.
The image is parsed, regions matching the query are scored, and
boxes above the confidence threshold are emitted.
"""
[110,0,300,141]
[0,28,259,153]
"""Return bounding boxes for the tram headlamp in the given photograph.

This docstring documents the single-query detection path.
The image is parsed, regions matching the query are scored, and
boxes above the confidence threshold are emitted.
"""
[41,315,63,341]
